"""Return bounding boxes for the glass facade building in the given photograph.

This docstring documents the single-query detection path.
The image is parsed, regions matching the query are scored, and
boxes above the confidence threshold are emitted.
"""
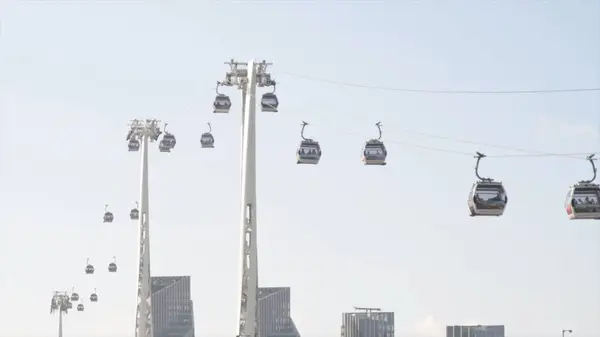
[446,325,505,337]
[258,287,301,337]
[151,276,195,337]
[340,310,395,337]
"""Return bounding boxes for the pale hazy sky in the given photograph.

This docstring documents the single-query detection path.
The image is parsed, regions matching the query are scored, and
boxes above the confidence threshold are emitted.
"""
[0,1,599,337]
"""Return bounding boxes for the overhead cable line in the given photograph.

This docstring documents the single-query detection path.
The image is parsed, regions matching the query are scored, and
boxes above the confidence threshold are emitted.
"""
[281,72,600,95]
[390,129,594,159]
[207,88,597,160]
[365,137,596,159]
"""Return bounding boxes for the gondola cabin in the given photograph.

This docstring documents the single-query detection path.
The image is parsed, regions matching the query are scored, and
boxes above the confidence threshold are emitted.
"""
[362,141,387,165]
[565,183,600,220]
[200,132,215,148]
[161,133,176,150]
[467,181,507,217]
[128,139,140,152]
[213,94,231,113]
[130,208,139,220]
[103,211,114,223]
[261,93,279,112]
[297,140,321,165]
[159,142,171,152]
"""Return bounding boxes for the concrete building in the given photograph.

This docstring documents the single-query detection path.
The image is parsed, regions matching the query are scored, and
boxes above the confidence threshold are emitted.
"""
[340,308,395,337]
[151,276,195,337]
[446,325,505,337]
[258,287,301,337]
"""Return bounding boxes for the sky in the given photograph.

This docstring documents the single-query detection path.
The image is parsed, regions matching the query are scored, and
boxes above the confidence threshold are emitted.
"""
[0,1,599,337]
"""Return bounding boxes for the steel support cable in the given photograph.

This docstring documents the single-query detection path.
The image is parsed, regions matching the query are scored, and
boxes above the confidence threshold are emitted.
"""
[281,72,600,94]
[218,87,598,160]
[388,128,596,159]
[359,136,596,159]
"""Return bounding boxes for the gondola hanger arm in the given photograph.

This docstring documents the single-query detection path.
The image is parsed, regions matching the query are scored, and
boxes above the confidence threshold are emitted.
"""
[301,121,309,140]
[581,154,597,183]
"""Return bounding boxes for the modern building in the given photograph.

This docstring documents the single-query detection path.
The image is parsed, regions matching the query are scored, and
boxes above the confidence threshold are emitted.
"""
[151,276,195,337]
[340,307,395,337]
[258,287,301,337]
[446,325,505,337]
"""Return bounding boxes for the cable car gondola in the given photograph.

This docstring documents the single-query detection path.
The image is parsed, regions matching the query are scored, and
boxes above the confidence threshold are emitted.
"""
[213,82,232,114]
[362,122,387,165]
[103,204,114,223]
[261,84,279,113]
[108,256,117,273]
[70,288,79,302]
[77,303,84,312]
[566,154,600,220]
[467,152,507,217]
[90,289,98,302]
[85,258,95,275]
[159,123,176,152]
[130,201,139,220]
[128,137,140,152]
[296,121,321,164]
[201,122,215,148]
[126,128,141,151]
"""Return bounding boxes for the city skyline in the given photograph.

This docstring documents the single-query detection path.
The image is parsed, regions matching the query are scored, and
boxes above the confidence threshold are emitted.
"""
[0,1,599,337]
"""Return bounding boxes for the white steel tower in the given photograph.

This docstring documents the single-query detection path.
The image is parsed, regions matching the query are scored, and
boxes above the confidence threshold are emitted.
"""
[216,60,277,337]
[126,119,169,337]
[50,291,70,337]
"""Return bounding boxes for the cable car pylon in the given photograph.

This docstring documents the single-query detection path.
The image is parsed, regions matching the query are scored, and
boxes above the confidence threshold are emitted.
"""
[215,59,277,337]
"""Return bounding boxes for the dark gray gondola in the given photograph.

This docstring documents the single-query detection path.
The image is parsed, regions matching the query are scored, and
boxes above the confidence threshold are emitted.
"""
[103,204,114,223]
[566,154,600,220]
[128,138,140,152]
[201,122,215,148]
[467,152,507,217]
[77,303,84,311]
[159,123,176,152]
[261,93,279,112]
[108,256,118,273]
[70,288,79,302]
[214,82,232,114]
[362,122,387,165]
[85,258,95,275]
[90,289,98,302]
[296,121,322,164]
[261,82,279,113]
[130,201,139,220]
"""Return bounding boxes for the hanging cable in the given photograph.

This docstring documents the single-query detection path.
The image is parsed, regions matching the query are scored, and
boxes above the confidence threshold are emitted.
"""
[392,128,594,159]
[227,90,598,160]
[382,138,596,159]
[281,72,600,94]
